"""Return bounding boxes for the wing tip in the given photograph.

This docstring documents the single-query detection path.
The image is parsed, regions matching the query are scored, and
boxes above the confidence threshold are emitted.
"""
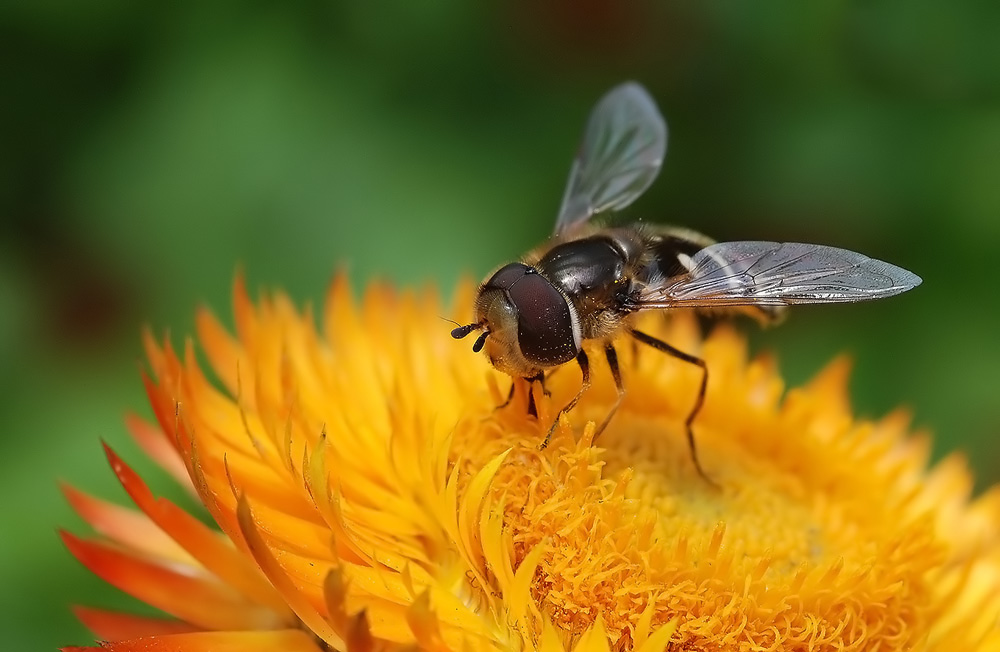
[613,80,651,98]
[869,259,922,294]
[898,270,922,291]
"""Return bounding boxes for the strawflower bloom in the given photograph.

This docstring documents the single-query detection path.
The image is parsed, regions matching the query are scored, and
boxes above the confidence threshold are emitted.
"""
[62,274,1000,651]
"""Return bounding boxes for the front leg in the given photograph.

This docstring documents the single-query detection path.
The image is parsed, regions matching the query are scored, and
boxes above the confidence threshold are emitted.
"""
[524,371,547,417]
[539,350,590,450]
[495,371,547,417]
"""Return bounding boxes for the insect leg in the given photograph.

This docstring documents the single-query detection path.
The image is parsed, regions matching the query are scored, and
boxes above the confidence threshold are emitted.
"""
[524,371,546,417]
[539,350,590,450]
[494,371,547,416]
[535,371,552,397]
[629,328,716,486]
[594,344,626,440]
[497,381,516,411]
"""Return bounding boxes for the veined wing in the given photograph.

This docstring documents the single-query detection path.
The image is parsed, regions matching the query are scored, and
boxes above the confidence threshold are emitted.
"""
[637,241,922,308]
[555,82,667,235]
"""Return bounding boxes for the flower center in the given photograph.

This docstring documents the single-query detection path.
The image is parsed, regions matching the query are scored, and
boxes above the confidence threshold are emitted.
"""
[452,331,942,649]
[465,415,824,645]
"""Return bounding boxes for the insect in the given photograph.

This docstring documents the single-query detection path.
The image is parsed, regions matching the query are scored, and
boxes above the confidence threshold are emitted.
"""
[451,81,921,482]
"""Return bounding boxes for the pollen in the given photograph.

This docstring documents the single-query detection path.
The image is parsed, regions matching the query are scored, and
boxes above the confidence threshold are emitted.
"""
[61,275,1000,652]
[455,308,992,650]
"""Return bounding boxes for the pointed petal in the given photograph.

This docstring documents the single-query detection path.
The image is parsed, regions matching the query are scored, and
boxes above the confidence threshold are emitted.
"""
[631,597,656,649]
[141,371,183,461]
[406,590,451,652]
[572,617,611,652]
[72,606,197,641]
[634,619,678,652]
[124,413,195,494]
[235,495,345,649]
[538,619,566,652]
[345,610,377,652]
[102,444,293,619]
[457,449,511,585]
[61,483,192,564]
[232,269,260,348]
[61,531,283,631]
[61,629,324,652]
[195,305,243,397]
[509,542,547,643]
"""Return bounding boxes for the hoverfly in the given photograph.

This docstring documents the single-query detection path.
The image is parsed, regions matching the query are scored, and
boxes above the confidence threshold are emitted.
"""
[451,82,921,482]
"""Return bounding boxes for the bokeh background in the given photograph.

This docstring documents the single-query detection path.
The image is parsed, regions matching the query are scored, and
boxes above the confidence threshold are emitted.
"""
[2,1,998,649]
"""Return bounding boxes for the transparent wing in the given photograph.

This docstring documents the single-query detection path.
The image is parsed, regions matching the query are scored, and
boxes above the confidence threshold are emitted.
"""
[637,241,922,308]
[555,82,667,235]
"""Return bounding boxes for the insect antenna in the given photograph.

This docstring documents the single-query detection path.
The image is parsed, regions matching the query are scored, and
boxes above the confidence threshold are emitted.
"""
[450,322,482,340]
[449,321,489,353]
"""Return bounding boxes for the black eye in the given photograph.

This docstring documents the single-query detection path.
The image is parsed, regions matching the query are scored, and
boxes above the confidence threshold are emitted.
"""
[484,263,531,290]
[507,272,579,366]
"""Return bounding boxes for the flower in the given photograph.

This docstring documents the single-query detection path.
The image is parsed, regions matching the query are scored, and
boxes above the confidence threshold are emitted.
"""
[61,273,1000,651]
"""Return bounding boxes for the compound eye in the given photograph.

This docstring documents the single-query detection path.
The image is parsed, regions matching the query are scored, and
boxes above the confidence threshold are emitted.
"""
[507,273,579,366]
[484,262,532,290]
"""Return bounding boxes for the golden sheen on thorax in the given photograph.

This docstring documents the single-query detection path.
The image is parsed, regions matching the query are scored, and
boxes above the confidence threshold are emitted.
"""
[451,81,922,483]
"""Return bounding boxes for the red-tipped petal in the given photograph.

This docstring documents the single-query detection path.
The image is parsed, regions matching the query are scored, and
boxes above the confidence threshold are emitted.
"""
[61,484,192,563]
[72,606,198,641]
[61,629,324,652]
[61,531,283,631]
[101,444,293,619]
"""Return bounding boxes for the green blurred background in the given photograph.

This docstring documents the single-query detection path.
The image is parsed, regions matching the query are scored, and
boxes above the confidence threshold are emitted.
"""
[2,1,998,649]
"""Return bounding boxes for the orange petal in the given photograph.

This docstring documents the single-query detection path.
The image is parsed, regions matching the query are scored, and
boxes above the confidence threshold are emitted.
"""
[235,495,344,648]
[406,590,452,652]
[140,326,166,381]
[60,531,283,631]
[232,269,259,346]
[61,629,324,652]
[72,606,197,641]
[141,371,183,460]
[61,483,192,564]
[124,413,194,494]
[345,610,377,652]
[194,305,243,398]
[102,444,294,619]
